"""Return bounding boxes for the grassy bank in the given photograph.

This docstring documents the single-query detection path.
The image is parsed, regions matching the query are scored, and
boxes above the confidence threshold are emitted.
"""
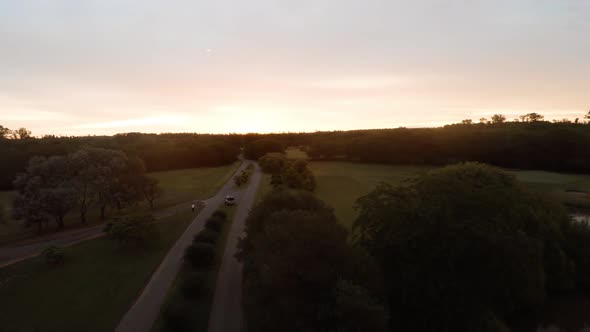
[154,204,237,331]
[0,210,195,332]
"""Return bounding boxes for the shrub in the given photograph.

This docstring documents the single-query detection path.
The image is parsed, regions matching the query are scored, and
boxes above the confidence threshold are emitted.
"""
[184,243,215,268]
[194,229,218,245]
[212,210,227,220]
[205,217,223,232]
[107,213,159,247]
[42,246,65,265]
[181,272,209,299]
[162,299,193,332]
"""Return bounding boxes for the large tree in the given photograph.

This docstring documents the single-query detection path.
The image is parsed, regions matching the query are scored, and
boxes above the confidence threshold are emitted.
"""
[239,190,387,332]
[354,163,577,331]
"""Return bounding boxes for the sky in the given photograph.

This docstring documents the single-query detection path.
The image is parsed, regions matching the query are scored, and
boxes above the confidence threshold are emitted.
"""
[0,0,589,136]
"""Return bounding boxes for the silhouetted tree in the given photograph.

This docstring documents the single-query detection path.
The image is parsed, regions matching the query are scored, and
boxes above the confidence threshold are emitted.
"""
[491,114,506,124]
[354,163,576,331]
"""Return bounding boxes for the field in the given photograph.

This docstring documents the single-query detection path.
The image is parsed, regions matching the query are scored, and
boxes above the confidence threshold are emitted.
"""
[0,162,241,246]
[0,210,194,332]
[150,162,242,209]
[308,162,590,229]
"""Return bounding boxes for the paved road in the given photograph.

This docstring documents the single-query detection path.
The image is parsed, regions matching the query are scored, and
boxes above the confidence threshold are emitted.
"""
[0,225,105,268]
[208,163,261,332]
[116,161,260,332]
[0,200,205,269]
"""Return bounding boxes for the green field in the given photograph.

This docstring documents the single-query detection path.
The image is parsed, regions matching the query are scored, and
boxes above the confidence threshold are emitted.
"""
[153,204,237,331]
[151,162,241,209]
[0,210,194,332]
[308,162,590,229]
[285,147,309,160]
[0,162,240,246]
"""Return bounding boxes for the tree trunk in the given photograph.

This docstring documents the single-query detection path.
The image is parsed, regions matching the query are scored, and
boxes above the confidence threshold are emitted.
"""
[56,216,65,229]
[80,205,87,224]
[100,204,106,221]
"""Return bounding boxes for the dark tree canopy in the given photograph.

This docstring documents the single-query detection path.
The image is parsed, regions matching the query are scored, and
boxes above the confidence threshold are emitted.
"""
[239,190,387,332]
[353,163,587,331]
[0,132,240,190]
[244,139,284,160]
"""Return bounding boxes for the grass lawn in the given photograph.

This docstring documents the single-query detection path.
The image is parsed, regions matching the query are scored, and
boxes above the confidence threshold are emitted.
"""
[0,210,194,332]
[309,162,590,230]
[0,162,240,246]
[150,161,242,209]
[153,204,237,331]
[285,147,309,160]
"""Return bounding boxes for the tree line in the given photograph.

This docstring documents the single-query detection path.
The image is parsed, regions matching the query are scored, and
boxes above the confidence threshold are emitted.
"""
[241,112,590,174]
[0,130,241,190]
[13,147,161,233]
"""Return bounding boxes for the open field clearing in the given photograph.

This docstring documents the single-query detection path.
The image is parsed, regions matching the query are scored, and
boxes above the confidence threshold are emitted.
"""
[0,210,194,332]
[150,162,241,209]
[308,162,590,229]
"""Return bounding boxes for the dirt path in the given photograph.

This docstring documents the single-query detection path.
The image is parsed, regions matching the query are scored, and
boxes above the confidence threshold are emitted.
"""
[208,163,261,332]
[115,161,258,332]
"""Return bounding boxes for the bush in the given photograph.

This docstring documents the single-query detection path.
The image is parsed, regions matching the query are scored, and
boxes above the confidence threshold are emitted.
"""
[184,243,215,268]
[162,299,193,332]
[193,229,219,245]
[181,272,209,299]
[42,246,65,265]
[205,217,223,232]
[107,214,159,247]
[212,210,227,220]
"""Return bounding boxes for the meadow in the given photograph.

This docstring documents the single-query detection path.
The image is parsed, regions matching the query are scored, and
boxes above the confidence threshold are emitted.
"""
[0,210,194,332]
[0,162,241,246]
[308,162,590,229]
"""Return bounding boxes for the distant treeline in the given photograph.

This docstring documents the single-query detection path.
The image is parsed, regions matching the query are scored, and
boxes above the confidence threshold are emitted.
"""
[0,133,241,190]
[245,122,590,173]
[3,120,590,189]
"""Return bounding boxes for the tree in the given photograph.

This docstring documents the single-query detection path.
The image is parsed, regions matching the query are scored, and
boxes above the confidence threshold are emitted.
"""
[490,114,506,124]
[0,125,11,139]
[479,117,488,124]
[244,139,284,160]
[519,112,544,122]
[461,119,473,125]
[585,110,590,122]
[13,156,76,230]
[106,213,158,247]
[354,163,575,331]
[140,177,162,209]
[11,127,32,139]
[258,153,286,174]
[239,190,386,332]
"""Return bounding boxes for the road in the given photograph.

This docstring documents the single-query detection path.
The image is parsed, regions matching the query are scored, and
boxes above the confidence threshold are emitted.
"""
[116,161,260,332]
[0,199,204,269]
[208,162,261,332]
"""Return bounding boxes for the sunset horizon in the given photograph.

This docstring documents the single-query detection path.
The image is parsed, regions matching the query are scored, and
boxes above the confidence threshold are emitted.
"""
[2,1,589,136]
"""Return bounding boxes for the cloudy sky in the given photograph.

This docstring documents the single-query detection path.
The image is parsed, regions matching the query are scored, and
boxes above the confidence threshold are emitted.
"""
[0,0,589,136]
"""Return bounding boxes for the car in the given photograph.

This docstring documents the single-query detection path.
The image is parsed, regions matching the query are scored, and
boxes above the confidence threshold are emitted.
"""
[224,195,236,206]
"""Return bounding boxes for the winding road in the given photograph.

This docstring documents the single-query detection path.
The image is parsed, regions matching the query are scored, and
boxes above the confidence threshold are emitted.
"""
[116,161,261,332]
